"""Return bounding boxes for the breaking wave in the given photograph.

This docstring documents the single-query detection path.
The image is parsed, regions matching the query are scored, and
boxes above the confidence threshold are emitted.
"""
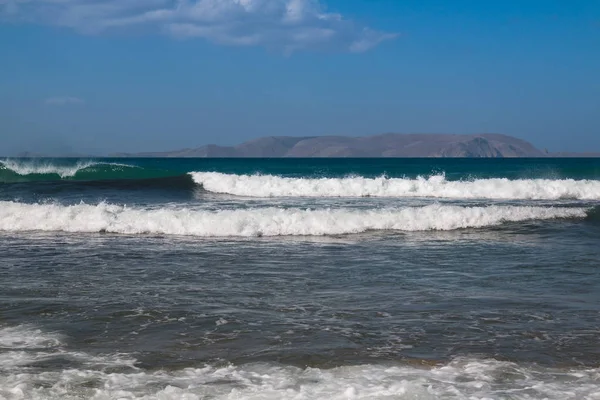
[0,159,136,178]
[0,202,588,237]
[190,172,600,200]
[0,159,180,183]
[1,325,599,400]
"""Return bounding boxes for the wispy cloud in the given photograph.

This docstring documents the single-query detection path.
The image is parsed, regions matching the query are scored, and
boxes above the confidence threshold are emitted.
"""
[44,96,85,106]
[1,0,396,53]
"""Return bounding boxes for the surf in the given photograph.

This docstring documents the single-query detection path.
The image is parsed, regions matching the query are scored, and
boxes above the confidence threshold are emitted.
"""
[0,159,141,181]
[0,201,589,237]
[0,159,188,183]
[1,324,598,400]
[191,172,600,200]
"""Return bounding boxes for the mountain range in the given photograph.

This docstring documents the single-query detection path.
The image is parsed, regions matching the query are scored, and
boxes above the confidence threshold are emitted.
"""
[113,133,548,158]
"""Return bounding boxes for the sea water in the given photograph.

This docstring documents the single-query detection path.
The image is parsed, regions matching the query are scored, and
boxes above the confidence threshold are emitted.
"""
[1,158,600,399]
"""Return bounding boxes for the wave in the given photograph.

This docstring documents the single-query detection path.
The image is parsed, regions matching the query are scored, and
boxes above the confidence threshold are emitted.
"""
[0,157,196,191]
[190,172,600,200]
[0,159,188,183]
[0,159,134,178]
[3,359,599,400]
[0,202,588,237]
[1,325,598,400]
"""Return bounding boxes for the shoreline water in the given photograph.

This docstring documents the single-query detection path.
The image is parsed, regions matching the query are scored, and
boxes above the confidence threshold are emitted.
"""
[1,158,599,399]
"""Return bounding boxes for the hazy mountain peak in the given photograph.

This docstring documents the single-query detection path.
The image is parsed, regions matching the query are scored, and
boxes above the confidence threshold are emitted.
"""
[113,133,546,158]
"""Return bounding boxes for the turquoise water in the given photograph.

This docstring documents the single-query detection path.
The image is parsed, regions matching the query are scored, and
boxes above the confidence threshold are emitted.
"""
[2,157,600,183]
[1,158,600,399]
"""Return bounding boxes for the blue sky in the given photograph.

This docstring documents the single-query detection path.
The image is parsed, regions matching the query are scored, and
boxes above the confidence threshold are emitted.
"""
[1,0,599,155]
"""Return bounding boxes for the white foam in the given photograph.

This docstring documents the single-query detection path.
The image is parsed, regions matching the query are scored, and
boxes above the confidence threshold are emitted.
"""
[0,160,135,178]
[0,201,587,237]
[190,172,600,200]
[1,326,599,400]
[0,325,62,350]
[1,357,599,399]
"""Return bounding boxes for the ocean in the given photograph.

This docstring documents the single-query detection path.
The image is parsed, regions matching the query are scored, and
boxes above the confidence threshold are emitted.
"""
[1,157,600,400]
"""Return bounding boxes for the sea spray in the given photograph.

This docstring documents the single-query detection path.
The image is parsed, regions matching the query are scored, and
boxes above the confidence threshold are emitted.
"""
[0,159,162,183]
[0,159,129,178]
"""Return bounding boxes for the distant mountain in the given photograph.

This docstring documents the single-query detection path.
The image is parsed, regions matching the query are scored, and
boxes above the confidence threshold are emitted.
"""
[113,133,547,158]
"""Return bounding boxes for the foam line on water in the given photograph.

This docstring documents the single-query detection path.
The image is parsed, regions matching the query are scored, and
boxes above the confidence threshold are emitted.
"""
[0,325,63,350]
[1,325,599,399]
[0,332,598,400]
[0,201,587,237]
[190,172,600,200]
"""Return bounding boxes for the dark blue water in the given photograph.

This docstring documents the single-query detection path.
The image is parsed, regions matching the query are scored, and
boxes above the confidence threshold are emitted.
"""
[1,158,600,399]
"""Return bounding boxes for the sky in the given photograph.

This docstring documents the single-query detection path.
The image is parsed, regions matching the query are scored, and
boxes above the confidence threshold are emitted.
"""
[0,0,599,155]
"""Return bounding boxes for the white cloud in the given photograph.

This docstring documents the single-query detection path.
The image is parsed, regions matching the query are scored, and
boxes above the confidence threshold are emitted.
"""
[44,96,85,106]
[1,0,396,52]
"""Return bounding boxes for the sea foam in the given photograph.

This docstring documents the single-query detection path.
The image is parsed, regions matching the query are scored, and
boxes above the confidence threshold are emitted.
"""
[191,172,600,200]
[0,324,598,400]
[0,325,63,350]
[1,361,598,400]
[0,201,587,237]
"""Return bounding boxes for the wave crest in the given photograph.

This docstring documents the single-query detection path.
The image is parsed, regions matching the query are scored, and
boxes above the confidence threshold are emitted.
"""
[190,172,600,200]
[0,202,587,237]
[0,159,138,180]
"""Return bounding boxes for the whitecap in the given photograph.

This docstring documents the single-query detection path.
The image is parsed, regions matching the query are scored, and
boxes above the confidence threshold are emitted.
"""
[190,172,600,200]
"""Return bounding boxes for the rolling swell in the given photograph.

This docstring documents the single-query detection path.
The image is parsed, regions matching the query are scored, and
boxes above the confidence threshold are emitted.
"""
[23,174,197,191]
[0,159,180,183]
